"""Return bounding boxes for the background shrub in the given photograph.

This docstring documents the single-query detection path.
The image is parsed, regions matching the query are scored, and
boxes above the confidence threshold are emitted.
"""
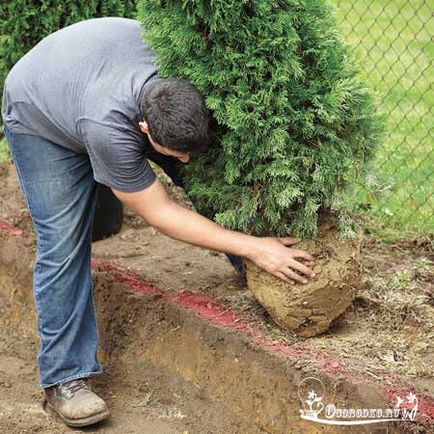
[0,0,137,104]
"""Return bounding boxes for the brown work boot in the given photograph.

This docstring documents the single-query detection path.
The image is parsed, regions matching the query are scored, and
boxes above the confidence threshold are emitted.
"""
[44,378,109,427]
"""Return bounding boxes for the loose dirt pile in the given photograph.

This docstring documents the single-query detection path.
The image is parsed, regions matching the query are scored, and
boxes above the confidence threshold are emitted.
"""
[245,221,361,337]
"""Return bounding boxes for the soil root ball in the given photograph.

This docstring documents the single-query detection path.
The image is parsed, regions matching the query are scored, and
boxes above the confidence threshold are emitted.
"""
[244,223,362,337]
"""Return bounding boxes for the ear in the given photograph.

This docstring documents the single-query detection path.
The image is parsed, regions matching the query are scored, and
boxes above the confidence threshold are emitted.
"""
[139,121,149,135]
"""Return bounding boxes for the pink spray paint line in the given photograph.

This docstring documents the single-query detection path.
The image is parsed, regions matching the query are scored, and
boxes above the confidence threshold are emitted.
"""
[91,258,162,296]
[0,218,23,236]
[94,259,337,364]
[1,222,432,424]
[92,259,434,424]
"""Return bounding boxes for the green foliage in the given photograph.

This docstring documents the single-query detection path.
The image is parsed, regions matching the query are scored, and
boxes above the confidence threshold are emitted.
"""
[0,0,137,103]
[138,0,383,237]
[0,137,9,163]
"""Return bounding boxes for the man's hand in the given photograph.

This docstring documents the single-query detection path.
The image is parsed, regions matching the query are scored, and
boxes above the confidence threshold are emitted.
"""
[247,237,315,285]
[112,179,315,285]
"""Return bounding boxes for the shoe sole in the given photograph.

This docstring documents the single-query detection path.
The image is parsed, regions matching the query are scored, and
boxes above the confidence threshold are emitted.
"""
[46,401,110,427]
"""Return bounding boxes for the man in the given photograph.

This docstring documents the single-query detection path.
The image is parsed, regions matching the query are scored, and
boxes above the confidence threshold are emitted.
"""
[2,17,315,427]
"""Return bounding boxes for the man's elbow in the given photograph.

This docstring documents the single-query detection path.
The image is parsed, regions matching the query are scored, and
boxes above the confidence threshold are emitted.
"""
[111,181,173,229]
[143,200,178,232]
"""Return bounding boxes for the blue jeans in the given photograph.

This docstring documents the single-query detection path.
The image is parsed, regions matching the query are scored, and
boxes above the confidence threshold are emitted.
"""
[4,126,245,388]
[4,126,102,388]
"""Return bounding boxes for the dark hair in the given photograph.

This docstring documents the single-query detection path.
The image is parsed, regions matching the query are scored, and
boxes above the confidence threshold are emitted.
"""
[140,78,210,153]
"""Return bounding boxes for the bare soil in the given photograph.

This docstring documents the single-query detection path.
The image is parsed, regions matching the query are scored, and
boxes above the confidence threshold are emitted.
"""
[244,221,361,336]
[0,244,263,434]
[0,160,433,433]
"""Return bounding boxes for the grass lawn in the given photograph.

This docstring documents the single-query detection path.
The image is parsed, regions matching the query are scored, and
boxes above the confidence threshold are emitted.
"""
[0,137,9,163]
[333,0,433,241]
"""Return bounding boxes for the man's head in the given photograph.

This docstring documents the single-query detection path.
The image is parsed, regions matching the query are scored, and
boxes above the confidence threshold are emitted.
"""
[140,78,210,163]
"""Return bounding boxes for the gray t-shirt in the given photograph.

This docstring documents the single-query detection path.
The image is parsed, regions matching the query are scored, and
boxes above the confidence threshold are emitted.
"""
[2,17,158,192]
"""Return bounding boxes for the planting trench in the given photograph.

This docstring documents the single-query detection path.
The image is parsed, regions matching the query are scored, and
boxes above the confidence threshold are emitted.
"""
[0,162,433,433]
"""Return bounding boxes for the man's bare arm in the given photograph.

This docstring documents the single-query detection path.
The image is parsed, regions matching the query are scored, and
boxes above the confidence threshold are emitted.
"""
[112,179,315,284]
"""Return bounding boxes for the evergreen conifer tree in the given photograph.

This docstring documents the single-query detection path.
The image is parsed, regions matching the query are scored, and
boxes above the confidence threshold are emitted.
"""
[138,0,383,238]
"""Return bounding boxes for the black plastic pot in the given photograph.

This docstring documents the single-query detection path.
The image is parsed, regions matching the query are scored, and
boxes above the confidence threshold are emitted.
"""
[92,184,123,242]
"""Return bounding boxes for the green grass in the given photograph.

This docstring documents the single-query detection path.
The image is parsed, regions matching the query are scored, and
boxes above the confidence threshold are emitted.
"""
[333,0,433,241]
[0,137,9,163]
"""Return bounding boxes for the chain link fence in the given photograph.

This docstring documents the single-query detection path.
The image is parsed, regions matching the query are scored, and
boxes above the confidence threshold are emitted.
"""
[333,0,433,240]
[0,1,432,240]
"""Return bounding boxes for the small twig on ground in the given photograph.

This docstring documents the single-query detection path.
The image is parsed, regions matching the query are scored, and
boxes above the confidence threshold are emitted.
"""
[130,389,154,407]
